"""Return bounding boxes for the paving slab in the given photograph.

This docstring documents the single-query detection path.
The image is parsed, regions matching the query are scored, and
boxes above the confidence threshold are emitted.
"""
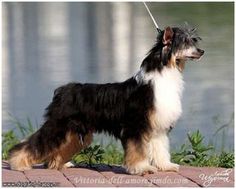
[179,166,234,187]
[24,169,74,187]
[144,171,199,187]
[94,164,154,187]
[2,169,29,187]
[62,166,114,187]
[2,161,234,187]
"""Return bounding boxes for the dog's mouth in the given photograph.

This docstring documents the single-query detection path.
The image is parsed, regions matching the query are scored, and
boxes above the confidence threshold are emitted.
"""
[188,50,205,60]
[176,56,199,62]
[186,55,202,60]
[176,48,204,62]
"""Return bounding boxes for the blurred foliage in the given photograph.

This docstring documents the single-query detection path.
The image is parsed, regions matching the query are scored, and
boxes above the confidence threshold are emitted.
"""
[171,130,234,168]
[72,145,105,166]
[2,130,19,159]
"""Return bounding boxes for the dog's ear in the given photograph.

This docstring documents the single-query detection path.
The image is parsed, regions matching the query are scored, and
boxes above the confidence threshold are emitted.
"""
[163,27,174,45]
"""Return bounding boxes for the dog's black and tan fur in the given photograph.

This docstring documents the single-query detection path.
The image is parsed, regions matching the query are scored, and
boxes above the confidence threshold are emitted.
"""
[9,27,204,175]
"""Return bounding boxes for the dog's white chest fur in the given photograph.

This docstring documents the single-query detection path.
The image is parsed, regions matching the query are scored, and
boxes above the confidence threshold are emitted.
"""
[152,67,184,129]
[136,67,184,129]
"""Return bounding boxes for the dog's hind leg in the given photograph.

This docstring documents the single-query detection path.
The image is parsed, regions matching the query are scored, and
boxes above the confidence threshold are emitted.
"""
[9,119,90,171]
[9,119,60,171]
[47,131,93,170]
[8,141,40,171]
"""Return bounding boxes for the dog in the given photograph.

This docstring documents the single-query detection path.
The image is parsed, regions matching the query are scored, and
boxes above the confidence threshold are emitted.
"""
[9,26,204,175]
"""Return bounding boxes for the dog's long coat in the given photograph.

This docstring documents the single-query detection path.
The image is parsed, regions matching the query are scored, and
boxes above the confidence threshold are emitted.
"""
[9,27,204,175]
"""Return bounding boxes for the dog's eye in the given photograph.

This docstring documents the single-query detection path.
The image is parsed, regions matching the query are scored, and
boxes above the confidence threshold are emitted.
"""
[192,37,201,43]
[192,38,198,42]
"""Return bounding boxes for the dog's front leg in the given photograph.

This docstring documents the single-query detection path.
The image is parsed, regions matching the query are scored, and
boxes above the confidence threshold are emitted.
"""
[148,131,179,172]
[123,138,157,175]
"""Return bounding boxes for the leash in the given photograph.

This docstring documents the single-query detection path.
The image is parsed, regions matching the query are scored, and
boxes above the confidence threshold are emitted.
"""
[143,2,162,33]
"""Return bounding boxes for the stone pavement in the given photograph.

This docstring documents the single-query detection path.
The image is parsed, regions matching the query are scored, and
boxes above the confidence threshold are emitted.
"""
[2,161,234,187]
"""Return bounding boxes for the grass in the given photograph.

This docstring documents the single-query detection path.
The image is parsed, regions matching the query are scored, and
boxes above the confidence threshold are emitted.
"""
[2,117,234,168]
[171,130,234,168]
[72,144,124,166]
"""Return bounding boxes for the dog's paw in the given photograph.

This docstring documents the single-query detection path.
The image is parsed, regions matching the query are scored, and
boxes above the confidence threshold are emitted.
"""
[141,165,158,176]
[157,162,179,172]
[126,165,158,175]
[12,166,32,171]
[63,161,76,168]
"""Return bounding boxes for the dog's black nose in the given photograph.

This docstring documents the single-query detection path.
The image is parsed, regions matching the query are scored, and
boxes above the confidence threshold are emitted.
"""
[198,49,204,55]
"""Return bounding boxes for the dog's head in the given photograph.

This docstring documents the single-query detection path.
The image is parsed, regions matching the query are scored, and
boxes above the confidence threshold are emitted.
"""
[141,26,204,72]
[161,26,204,70]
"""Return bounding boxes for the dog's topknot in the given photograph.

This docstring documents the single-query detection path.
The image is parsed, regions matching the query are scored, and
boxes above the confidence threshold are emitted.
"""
[155,25,201,48]
[174,26,201,42]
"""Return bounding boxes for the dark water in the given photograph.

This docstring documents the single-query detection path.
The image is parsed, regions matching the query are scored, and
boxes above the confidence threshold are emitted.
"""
[2,2,234,151]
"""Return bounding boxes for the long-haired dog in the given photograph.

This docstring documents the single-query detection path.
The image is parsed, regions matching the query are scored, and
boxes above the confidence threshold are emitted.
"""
[9,26,204,175]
